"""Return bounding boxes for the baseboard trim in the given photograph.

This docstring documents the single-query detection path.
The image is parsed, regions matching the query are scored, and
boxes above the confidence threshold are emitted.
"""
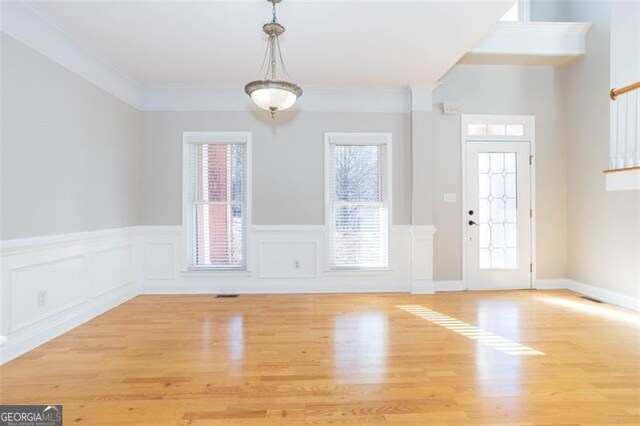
[0,285,137,365]
[534,278,573,290]
[434,280,465,292]
[536,278,639,311]
[140,281,410,295]
[565,279,640,311]
[409,279,435,295]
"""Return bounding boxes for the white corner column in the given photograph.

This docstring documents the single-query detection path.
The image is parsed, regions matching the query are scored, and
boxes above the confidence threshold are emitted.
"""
[409,84,440,294]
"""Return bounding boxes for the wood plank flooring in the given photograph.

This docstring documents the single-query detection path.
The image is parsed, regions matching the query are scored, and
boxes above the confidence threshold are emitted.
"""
[1,290,639,424]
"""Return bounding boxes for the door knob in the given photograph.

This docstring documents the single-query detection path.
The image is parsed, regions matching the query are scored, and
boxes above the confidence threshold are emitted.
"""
[468,220,479,226]
[468,210,474,215]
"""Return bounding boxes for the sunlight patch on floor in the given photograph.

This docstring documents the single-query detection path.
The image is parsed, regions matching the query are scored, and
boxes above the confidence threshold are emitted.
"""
[397,305,545,356]
[536,296,640,326]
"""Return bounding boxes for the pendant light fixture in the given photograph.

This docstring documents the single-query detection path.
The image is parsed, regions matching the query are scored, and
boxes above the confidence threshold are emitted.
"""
[244,0,302,118]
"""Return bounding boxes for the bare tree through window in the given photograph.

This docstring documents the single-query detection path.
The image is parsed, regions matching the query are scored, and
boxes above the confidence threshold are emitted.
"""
[330,143,388,268]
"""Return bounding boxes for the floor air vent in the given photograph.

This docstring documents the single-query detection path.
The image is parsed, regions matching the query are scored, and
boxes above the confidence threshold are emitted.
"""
[580,296,604,304]
[216,294,238,298]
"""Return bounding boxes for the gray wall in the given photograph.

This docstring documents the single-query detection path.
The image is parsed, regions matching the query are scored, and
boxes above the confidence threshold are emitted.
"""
[560,2,640,298]
[141,111,411,226]
[4,6,637,299]
[1,35,141,239]
[432,64,568,281]
[141,66,568,283]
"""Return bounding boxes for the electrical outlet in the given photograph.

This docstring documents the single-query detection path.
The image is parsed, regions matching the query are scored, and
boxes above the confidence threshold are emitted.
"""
[0,335,7,346]
[293,259,300,270]
[37,291,47,307]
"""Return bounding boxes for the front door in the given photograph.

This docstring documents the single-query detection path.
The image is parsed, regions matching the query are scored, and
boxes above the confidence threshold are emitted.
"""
[465,141,532,290]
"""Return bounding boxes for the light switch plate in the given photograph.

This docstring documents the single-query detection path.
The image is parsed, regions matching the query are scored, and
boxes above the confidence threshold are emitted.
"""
[443,193,457,203]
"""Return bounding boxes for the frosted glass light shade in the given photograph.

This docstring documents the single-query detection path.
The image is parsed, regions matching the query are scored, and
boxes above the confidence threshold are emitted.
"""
[245,80,302,113]
[250,88,297,111]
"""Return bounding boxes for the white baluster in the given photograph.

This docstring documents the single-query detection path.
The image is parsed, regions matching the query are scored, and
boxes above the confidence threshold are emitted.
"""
[611,97,618,170]
[626,93,635,168]
[617,97,626,170]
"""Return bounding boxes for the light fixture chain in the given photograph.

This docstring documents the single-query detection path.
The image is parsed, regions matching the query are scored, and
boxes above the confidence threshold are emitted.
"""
[270,36,277,79]
[275,35,291,80]
[258,37,272,79]
[271,0,277,23]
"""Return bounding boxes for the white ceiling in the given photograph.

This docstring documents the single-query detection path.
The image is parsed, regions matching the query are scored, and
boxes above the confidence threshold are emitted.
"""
[30,0,513,88]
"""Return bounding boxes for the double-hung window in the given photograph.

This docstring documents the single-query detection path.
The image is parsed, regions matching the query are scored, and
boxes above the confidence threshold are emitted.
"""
[326,133,391,269]
[184,132,251,270]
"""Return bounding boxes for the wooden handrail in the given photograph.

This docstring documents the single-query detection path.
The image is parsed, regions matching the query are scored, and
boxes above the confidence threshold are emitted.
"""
[603,165,640,174]
[610,81,640,100]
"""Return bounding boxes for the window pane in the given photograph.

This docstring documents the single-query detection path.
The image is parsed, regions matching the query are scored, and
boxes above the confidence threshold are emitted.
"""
[194,203,244,267]
[195,144,228,202]
[333,145,382,202]
[487,125,506,136]
[333,204,388,268]
[329,141,389,269]
[194,144,246,203]
[191,142,246,268]
[478,152,518,270]
[231,144,246,202]
[468,124,487,136]
[506,124,525,136]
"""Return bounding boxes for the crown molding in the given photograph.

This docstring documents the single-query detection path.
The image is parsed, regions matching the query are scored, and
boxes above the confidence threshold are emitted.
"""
[0,1,454,114]
[0,2,593,114]
[0,1,142,108]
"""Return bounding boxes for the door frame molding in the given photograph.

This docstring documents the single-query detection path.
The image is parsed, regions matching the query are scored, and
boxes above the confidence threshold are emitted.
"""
[460,114,537,290]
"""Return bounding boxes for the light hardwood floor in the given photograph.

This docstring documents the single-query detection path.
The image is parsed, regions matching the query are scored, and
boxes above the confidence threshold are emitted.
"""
[1,290,639,425]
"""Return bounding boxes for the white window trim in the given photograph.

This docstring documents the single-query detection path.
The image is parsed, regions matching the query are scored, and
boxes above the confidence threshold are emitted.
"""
[460,114,536,288]
[324,132,393,272]
[181,131,253,273]
[519,0,531,22]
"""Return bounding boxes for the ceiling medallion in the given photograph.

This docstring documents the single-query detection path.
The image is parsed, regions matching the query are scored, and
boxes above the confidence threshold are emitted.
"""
[244,0,302,118]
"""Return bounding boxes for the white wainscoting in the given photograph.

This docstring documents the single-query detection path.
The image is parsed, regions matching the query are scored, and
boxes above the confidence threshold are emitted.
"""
[409,226,437,294]
[3,225,639,366]
[139,225,436,295]
[0,228,140,364]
